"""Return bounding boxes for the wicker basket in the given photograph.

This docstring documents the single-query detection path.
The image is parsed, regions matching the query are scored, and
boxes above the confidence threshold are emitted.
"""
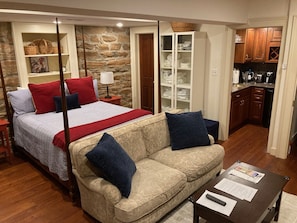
[24,45,38,55]
[32,39,53,54]
[171,22,195,32]
[52,46,63,54]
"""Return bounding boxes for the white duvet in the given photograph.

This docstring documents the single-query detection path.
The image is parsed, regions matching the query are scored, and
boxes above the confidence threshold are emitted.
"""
[13,101,134,181]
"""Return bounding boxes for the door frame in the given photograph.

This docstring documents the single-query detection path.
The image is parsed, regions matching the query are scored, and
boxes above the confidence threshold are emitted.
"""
[232,17,288,158]
[130,26,159,114]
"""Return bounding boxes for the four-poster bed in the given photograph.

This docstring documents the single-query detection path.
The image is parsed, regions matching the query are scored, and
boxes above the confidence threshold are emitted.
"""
[0,19,152,202]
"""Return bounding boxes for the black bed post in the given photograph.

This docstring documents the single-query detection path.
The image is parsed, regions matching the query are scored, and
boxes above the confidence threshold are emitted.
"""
[0,62,14,146]
[82,26,88,77]
[55,18,78,202]
[157,20,161,113]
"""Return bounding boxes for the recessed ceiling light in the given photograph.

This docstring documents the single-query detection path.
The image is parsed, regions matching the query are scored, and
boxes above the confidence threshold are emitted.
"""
[53,19,62,24]
[116,22,123,28]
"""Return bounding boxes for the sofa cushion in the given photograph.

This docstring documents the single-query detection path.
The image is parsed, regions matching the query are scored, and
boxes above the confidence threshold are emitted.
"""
[166,111,210,150]
[150,144,225,182]
[114,158,186,222]
[85,133,136,198]
[135,111,181,156]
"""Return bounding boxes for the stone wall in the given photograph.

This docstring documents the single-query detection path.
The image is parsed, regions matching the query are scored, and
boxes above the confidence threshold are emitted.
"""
[0,23,133,120]
[75,26,132,107]
[0,22,19,119]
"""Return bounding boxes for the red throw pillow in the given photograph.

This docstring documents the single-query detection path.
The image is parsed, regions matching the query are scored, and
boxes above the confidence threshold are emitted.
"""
[28,81,61,114]
[65,76,97,105]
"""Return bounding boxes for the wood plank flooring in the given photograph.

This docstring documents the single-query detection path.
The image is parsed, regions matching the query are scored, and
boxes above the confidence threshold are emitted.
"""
[0,124,296,222]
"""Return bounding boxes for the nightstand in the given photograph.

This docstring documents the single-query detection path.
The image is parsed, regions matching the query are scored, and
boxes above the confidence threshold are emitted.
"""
[100,95,121,105]
[0,119,11,163]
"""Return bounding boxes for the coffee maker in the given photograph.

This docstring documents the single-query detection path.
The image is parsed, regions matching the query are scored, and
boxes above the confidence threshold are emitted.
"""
[265,72,275,83]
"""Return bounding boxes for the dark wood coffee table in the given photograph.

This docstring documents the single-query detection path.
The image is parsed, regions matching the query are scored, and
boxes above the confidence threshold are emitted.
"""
[190,161,289,223]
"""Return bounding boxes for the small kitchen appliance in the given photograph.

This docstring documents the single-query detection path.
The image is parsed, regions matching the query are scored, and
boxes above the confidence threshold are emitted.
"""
[265,72,274,83]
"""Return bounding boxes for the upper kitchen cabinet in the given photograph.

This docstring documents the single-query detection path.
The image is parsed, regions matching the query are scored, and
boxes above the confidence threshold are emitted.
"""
[160,31,206,112]
[234,29,254,63]
[12,22,79,87]
[265,27,282,63]
[234,27,282,64]
[252,28,267,62]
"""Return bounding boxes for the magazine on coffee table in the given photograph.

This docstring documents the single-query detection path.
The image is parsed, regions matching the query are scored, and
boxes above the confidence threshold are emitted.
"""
[228,165,265,183]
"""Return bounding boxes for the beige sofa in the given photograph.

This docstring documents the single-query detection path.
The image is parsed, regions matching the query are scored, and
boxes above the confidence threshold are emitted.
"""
[69,111,225,223]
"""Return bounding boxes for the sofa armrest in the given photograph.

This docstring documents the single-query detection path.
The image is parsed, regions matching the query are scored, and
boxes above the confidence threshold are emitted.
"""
[208,134,215,145]
[73,169,122,205]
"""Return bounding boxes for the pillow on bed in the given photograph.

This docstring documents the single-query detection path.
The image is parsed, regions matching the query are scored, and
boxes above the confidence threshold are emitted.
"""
[85,133,136,198]
[64,79,98,98]
[65,76,97,105]
[53,93,81,113]
[165,111,210,150]
[7,89,35,115]
[28,80,61,114]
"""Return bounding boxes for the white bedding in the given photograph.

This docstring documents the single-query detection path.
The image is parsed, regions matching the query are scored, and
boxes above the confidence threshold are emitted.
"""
[13,101,140,181]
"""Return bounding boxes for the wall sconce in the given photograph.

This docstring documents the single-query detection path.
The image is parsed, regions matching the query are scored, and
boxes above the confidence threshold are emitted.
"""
[100,71,114,98]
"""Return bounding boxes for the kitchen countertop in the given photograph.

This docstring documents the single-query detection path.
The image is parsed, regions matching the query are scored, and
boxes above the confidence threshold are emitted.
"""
[232,82,275,93]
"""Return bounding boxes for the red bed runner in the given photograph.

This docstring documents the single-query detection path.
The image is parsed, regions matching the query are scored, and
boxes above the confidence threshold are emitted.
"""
[53,109,152,151]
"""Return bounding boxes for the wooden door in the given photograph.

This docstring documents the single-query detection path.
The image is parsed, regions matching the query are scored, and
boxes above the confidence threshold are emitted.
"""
[139,34,154,113]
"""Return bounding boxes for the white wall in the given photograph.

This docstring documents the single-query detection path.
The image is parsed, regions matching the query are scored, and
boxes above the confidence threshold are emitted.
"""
[248,0,290,19]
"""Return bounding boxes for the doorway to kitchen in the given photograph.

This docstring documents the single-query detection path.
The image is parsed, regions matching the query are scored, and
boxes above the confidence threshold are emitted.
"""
[230,27,281,136]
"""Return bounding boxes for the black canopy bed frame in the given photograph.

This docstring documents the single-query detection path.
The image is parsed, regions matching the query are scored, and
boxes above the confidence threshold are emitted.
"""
[0,19,81,202]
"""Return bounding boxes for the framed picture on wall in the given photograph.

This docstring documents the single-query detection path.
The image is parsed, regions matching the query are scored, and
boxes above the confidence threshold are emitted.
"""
[30,56,49,73]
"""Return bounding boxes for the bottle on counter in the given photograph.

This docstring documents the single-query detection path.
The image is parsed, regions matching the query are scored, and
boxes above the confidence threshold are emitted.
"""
[233,68,240,84]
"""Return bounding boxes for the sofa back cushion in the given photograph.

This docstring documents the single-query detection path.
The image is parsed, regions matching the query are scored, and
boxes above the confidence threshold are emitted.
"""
[135,112,171,156]
[70,123,147,178]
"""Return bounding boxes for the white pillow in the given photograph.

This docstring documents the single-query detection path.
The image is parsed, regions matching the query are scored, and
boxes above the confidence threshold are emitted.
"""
[7,89,35,115]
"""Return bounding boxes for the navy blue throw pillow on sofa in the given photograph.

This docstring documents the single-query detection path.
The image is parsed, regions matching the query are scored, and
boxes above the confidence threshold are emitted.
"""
[85,133,136,198]
[165,111,210,150]
[53,93,81,113]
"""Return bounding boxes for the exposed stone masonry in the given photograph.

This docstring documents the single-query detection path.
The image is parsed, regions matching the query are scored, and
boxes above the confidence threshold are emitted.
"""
[0,22,19,119]
[75,26,132,107]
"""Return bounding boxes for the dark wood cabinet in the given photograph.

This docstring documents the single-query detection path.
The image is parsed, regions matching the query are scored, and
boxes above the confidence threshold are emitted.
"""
[234,27,281,64]
[229,88,251,132]
[245,28,255,62]
[252,28,268,62]
[249,87,265,124]
[265,27,282,63]
[234,29,254,63]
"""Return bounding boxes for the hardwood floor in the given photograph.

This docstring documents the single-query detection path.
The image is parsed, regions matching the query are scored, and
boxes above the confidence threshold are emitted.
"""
[0,124,296,222]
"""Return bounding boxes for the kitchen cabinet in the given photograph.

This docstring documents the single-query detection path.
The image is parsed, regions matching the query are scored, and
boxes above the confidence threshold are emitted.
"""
[249,87,265,124]
[235,27,281,63]
[12,22,79,87]
[229,88,251,132]
[234,29,254,63]
[160,31,206,112]
[252,28,268,62]
[265,27,282,63]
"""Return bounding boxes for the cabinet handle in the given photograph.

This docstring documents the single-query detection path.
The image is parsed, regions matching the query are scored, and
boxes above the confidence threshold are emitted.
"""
[236,94,241,98]
[255,96,261,100]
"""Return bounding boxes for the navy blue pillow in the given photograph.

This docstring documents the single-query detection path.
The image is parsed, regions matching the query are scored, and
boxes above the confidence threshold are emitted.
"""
[165,111,210,150]
[85,133,136,198]
[53,93,81,113]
